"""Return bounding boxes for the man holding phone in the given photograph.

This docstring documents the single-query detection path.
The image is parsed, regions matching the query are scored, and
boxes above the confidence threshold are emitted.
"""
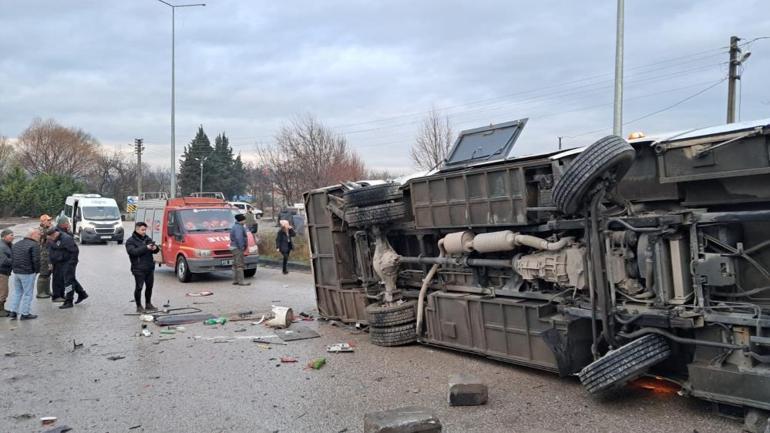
[125,222,160,313]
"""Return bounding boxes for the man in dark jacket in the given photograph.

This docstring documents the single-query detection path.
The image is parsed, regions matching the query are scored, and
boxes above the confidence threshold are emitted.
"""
[276,220,296,275]
[0,229,14,317]
[7,228,41,320]
[125,222,159,313]
[230,214,250,286]
[50,215,73,302]
[47,229,88,309]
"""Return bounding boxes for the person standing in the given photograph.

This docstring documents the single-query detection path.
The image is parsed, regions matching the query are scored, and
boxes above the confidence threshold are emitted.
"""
[50,215,72,302]
[36,214,53,299]
[244,210,258,234]
[230,214,250,286]
[275,220,296,275]
[0,229,14,317]
[125,222,159,313]
[47,229,88,309]
[6,228,41,320]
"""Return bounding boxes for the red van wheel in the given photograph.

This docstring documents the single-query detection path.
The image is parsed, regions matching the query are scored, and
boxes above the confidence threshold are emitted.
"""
[176,256,192,283]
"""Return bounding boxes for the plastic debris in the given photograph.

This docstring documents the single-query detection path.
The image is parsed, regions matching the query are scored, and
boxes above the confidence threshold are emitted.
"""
[203,317,228,326]
[307,357,326,369]
[160,329,176,335]
[41,416,57,426]
[280,356,298,363]
[139,314,154,322]
[107,355,125,361]
[186,291,213,297]
[327,343,354,353]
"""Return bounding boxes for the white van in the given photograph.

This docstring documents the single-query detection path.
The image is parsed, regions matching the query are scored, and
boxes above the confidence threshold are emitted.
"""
[61,194,124,244]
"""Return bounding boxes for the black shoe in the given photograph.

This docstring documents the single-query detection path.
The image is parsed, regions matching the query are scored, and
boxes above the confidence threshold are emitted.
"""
[144,303,158,312]
[8,312,17,319]
[51,297,66,303]
[282,270,289,275]
[20,314,38,320]
[0,310,9,318]
[75,293,89,304]
[136,305,145,314]
[59,302,74,309]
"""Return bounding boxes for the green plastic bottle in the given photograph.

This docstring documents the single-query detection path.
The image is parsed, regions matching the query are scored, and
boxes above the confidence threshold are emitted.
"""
[204,317,227,325]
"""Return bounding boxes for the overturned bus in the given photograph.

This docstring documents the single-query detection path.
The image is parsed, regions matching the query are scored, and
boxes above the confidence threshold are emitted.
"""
[304,117,770,427]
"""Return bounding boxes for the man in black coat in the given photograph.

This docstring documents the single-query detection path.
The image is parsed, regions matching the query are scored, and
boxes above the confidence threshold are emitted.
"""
[125,222,159,313]
[47,228,88,309]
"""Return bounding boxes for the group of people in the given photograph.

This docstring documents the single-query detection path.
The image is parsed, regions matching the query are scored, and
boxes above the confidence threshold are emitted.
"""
[0,209,297,319]
[0,214,89,320]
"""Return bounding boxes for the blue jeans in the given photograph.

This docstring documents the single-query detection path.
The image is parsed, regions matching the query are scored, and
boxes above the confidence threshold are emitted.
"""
[7,272,37,315]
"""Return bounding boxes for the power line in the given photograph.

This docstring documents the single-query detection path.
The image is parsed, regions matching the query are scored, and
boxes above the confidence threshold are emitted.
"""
[564,77,727,140]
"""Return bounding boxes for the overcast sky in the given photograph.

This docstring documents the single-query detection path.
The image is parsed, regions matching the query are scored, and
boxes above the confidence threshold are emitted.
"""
[1,0,769,173]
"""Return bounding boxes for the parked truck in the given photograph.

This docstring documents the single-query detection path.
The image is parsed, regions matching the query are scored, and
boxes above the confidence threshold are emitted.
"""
[305,117,770,429]
[135,195,259,282]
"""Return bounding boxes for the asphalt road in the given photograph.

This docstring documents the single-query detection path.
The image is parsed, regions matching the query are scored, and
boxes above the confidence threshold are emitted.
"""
[0,223,744,433]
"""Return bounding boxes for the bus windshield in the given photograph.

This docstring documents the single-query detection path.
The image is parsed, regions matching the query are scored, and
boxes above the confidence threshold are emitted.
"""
[177,208,237,232]
[81,206,121,221]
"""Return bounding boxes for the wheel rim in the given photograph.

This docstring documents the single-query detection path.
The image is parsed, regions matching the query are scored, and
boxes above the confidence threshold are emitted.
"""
[177,259,185,278]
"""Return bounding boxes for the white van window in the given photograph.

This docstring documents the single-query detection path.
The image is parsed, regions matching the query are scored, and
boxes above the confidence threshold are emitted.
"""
[82,206,120,221]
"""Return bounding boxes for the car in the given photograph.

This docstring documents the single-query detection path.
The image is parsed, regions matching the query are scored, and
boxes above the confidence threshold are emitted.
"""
[228,201,263,218]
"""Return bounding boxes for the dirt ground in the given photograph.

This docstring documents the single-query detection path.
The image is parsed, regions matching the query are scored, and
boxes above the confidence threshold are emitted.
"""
[0,222,745,433]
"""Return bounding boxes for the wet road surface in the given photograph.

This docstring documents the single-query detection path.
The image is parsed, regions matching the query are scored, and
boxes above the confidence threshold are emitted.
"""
[0,223,743,433]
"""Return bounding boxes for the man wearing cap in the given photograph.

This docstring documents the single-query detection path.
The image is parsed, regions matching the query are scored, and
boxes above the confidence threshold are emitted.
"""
[36,214,53,300]
[230,213,250,286]
[0,229,14,316]
[7,228,41,320]
[47,228,88,309]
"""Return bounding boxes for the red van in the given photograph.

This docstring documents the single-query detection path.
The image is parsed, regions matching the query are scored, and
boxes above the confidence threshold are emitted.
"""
[135,196,258,282]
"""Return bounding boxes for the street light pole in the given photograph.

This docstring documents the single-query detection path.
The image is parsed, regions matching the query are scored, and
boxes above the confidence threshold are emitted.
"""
[612,0,625,136]
[199,154,209,193]
[156,0,205,198]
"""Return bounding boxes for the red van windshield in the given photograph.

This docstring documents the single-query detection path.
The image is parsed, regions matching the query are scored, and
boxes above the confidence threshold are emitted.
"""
[178,208,237,232]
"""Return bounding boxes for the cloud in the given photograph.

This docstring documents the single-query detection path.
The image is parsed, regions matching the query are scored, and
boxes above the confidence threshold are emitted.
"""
[1,0,768,174]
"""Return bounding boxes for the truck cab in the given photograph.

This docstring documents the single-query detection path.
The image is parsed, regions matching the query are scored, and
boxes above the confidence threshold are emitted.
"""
[62,194,124,244]
[135,196,259,282]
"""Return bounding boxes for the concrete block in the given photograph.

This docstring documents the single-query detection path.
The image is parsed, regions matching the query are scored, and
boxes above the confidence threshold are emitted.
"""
[363,406,442,433]
[447,373,488,406]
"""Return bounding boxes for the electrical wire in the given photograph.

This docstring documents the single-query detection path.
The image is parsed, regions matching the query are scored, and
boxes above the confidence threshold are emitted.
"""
[563,77,727,140]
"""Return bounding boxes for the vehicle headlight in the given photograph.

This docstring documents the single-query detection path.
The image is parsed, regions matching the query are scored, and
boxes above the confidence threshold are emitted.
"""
[82,225,95,232]
[195,249,212,257]
[248,245,259,254]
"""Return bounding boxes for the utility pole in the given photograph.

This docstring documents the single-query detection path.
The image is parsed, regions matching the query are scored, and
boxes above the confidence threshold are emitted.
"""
[558,136,563,150]
[612,0,625,136]
[134,138,144,197]
[727,35,741,124]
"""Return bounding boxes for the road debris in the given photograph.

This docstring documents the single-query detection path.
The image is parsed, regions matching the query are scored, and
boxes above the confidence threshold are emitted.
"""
[266,305,294,328]
[185,291,213,297]
[41,416,57,426]
[107,355,126,361]
[203,317,228,325]
[307,357,326,369]
[72,340,83,350]
[42,426,72,433]
[275,326,320,342]
[327,343,354,353]
[280,356,298,363]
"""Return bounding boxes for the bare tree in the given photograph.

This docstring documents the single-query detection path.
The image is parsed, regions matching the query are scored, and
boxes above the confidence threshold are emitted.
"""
[0,135,15,177]
[15,118,101,179]
[258,114,366,205]
[410,107,453,170]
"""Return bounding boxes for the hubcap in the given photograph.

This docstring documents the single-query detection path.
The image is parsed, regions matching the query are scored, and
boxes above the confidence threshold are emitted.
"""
[178,260,185,278]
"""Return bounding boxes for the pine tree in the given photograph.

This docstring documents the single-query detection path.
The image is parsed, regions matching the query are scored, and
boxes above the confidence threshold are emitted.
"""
[230,153,247,200]
[178,126,213,195]
[208,132,234,197]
